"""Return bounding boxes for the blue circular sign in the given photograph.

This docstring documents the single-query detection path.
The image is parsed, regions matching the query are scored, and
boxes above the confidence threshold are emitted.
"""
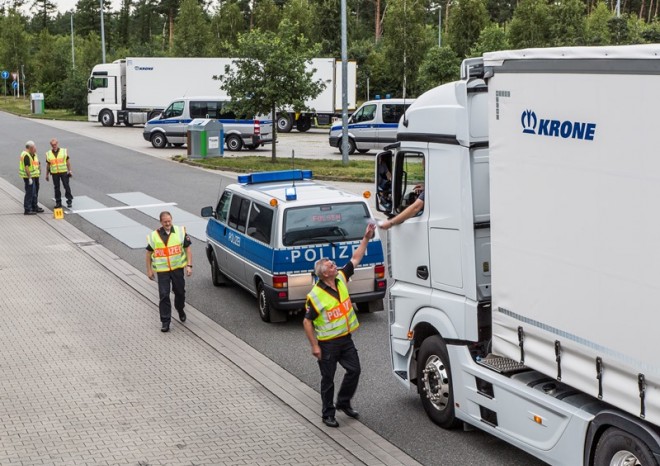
[12,81,18,89]
[1,71,8,80]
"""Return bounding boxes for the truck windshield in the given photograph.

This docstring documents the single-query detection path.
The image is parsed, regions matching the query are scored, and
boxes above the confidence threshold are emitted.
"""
[283,202,370,246]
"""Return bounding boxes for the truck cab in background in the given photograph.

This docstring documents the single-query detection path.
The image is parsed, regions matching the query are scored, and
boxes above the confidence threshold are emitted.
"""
[376,46,660,465]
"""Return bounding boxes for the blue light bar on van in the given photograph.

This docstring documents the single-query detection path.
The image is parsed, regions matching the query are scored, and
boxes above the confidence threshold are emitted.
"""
[237,170,313,184]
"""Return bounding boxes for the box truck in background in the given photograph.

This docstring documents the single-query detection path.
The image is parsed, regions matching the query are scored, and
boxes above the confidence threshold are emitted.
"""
[376,45,660,465]
[87,57,356,131]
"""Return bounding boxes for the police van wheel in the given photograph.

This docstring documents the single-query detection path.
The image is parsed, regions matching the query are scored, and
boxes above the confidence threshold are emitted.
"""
[245,144,257,150]
[151,132,168,149]
[417,335,460,429]
[211,254,227,287]
[226,135,243,151]
[357,149,370,154]
[257,282,272,322]
[338,138,356,155]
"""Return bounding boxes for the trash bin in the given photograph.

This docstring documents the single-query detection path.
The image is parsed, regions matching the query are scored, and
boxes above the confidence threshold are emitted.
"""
[187,119,224,159]
[30,93,45,114]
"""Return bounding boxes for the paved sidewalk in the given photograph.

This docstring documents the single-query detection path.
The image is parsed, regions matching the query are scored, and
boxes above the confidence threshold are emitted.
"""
[0,177,418,466]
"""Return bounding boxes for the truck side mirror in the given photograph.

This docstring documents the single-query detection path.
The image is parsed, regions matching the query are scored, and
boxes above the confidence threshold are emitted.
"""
[201,206,214,217]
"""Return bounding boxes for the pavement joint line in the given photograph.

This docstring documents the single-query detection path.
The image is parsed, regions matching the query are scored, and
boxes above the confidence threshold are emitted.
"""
[0,176,420,466]
[69,201,177,215]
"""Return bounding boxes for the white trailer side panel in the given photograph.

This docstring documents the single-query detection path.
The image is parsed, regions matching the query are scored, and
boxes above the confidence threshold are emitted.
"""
[488,51,660,425]
[334,60,357,112]
[125,57,232,109]
[305,58,336,114]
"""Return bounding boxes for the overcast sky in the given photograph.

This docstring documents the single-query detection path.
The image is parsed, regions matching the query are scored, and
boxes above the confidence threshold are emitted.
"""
[54,0,122,13]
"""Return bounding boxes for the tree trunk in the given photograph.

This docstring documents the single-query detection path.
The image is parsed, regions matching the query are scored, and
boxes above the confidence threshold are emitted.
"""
[639,0,645,18]
[649,0,654,21]
[271,103,277,162]
[375,0,381,41]
[169,8,174,50]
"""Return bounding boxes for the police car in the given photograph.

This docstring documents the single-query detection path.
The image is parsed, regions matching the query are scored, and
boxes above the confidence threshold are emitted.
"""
[200,170,386,323]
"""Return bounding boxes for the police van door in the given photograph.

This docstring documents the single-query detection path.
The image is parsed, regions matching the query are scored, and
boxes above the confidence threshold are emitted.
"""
[350,103,378,150]
[378,103,407,146]
[224,193,251,286]
[161,100,186,144]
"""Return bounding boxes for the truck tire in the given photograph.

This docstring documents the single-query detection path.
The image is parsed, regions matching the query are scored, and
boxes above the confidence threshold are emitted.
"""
[257,282,272,322]
[296,116,312,132]
[150,132,168,149]
[357,149,370,154]
[594,428,657,466]
[277,113,294,133]
[124,121,133,127]
[338,137,356,155]
[211,253,227,287]
[417,335,460,429]
[100,110,114,127]
[226,135,243,151]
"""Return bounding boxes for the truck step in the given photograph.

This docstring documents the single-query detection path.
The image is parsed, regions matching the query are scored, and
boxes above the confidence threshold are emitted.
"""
[477,354,528,375]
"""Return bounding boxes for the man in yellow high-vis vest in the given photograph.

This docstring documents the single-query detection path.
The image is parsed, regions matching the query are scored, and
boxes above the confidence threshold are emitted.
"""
[146,211,193,333]
[18,140,44,215]
[45,138,74,209]
[303,223,376,428]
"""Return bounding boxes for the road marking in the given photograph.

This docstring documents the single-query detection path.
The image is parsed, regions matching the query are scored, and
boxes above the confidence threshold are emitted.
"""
[69,202,177,214]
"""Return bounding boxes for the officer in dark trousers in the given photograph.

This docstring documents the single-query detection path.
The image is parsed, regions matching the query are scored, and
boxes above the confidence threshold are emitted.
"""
[146,211,192,332]
[303,223,376,428]
[45,138,74,208]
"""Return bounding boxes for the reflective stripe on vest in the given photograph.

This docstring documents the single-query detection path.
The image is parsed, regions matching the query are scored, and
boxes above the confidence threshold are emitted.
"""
[19,151,40,178]
[308,272,359,341]
[46,148,68,174]
[148,226,188,272]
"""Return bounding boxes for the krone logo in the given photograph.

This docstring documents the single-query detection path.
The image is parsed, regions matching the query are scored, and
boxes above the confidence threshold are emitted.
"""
[520,109,596,141]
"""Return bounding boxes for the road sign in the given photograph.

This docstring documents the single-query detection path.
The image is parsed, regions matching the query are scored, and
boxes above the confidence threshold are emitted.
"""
[1,71,8,80]
[11,72,17,80]
[12,81,18,89]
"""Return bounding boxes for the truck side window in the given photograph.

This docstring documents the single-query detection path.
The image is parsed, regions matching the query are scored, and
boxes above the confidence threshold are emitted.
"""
[396,152,425,213]
[216,191,232,223]
[163,101,184,119]
[246,203,274,244]
[89,77,107,90]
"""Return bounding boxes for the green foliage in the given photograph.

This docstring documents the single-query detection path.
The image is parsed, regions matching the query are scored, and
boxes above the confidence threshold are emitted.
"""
[210,1,247,56]
[416,45,461,93]
[549,0,586,46]
[253,0,280,33]
[220,28,324,159]
[172,0,210,57]
[279,0,318,47]
[506,0,551,48]
[447,0,490,58]
[585,2,613,45]
[469,23,509,56]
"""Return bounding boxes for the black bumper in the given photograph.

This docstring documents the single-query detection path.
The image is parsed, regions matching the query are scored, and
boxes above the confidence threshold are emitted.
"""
[263,285,385,312]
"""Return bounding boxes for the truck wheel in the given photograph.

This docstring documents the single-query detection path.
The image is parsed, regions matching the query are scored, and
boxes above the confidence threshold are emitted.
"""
[357,149,370,154]
[277,113,294,133]
[417,335,460,429]
[245,144,257,150]
[211,253,227,287]
[100,110,114,127]
[296,116,312,132]
[226,135,243,151]
[150,132,167,149]
[338,138,356,155]
[147,111,160,121]
[594,428,657,466]
[257,282,272,322]
[124,121,133,127]
[172,143,184,148]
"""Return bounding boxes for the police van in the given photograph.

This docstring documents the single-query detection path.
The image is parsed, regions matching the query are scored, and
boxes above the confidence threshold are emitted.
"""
[200,170,386,323]
[328,98,414,155]
[143,96,273,151]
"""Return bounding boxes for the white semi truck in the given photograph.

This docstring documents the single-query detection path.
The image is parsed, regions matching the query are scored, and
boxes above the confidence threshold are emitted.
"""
[375,45,660,465]
[86,57,356,131]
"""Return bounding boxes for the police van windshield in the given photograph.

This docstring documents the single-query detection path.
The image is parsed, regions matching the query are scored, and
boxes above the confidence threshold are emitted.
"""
[283,202,370,246]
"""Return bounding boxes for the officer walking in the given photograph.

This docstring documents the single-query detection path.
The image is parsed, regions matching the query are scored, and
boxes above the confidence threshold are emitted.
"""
[45,138,74,208]
[145,211,193,332]
[303,223,376,428]
[19,141,44,215]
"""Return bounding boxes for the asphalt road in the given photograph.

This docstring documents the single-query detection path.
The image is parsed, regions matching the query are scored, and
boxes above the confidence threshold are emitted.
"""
[0,113,544,466]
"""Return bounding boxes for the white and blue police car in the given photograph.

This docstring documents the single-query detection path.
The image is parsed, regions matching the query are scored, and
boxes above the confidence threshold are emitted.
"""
[200,170,386,323]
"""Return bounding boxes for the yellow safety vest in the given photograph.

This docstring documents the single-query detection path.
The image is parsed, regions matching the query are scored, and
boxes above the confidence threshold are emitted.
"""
[46,148,68,174]
[19,151,40,178]
[307,272,359,341]
[147,226,188,272]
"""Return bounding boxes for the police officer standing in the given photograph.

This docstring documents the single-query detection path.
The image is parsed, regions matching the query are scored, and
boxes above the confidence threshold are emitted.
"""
[303,223,376,428]
[45,138,74,209]
[145,211,193,332]
[19,141,44,215]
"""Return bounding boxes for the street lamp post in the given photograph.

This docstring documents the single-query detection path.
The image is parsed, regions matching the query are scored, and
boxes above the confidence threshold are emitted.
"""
[100,0,106,63]
[340,0,349,165]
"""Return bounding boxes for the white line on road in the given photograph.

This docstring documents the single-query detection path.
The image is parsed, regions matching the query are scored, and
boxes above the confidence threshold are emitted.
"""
[69,202,177,214]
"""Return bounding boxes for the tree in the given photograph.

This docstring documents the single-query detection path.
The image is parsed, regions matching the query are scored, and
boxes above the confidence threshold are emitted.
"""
[253,0,280,33]
[416,45,461,93]
[173,0,210,56]
[585,2,613,45]
[447,0,490,58]
[0,10,30,85]
[209,1,247,56]
[31,0,57,31]
[468,23,509,56]
[549,0,586,46]
[506,0,551,48]
[220,27,325,161]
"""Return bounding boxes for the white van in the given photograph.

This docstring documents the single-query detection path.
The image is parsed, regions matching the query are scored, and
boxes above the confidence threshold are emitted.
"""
[328,98,414,154]
[143,96,273,151]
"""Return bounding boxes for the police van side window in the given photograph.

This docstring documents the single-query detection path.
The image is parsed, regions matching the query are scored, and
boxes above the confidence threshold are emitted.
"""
[163,101,184,119]
[216,191,232,223]
[246,203,274,244]
[382,104,406,124]
[228,195,250,233]
[353,104,377,123]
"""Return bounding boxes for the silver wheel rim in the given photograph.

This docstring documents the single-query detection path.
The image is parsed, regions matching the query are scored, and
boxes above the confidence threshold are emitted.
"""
[422,354,450,412]
[610,451,641,466]
[228,138,240,150]
[258,289,267,316]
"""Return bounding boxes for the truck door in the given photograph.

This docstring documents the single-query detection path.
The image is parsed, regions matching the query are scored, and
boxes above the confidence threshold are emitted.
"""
[88,75,118,106]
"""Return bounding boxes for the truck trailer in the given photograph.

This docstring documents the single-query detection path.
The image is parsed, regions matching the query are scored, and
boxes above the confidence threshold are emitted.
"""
[86,57,356,131]
[376,45,660,465]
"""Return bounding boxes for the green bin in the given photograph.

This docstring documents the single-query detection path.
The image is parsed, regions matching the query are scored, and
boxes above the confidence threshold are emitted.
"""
[187,119,224,159]
[30,93,45,114]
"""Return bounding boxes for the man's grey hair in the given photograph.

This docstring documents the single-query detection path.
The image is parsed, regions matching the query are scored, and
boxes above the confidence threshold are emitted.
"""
[25,140,35,148]
[314,259,328,277]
